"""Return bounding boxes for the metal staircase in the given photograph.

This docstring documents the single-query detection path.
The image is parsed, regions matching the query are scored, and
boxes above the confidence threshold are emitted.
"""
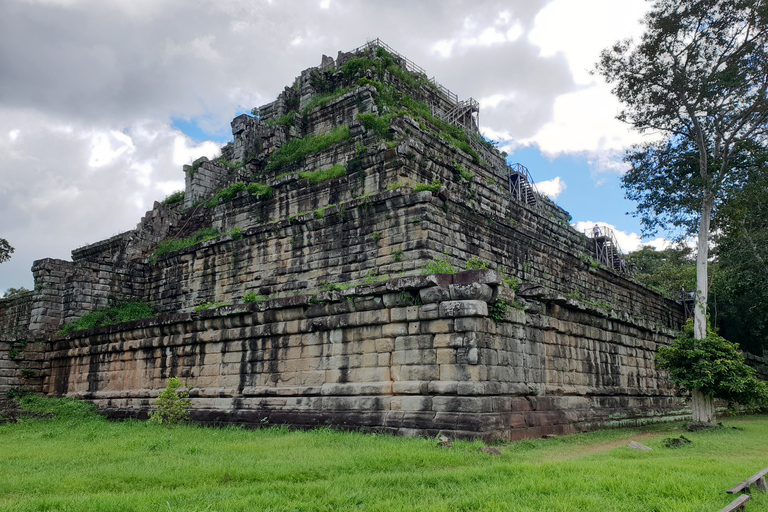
[588,225,629,274]
[506,164,538,207]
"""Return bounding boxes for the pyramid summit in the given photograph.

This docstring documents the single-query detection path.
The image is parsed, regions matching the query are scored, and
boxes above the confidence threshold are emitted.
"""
[0,39,709,439]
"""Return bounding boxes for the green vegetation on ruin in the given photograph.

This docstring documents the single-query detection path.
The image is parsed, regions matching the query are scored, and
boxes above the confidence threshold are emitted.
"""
[1,396,767,511]
[153,227,221,258]
[160,191,184,206]
[57,301,156,334]
[298,163,345,184]
[204,181,273,208]
[266,125,351,171]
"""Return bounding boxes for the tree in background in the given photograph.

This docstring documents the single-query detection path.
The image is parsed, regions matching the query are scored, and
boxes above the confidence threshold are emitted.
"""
[712,166,768,356]
[0,238,13,264]
[597,0,768,424]
[626,245,696,295]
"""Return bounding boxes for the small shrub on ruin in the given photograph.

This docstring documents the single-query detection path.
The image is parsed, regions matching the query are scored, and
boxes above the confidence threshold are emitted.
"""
[413,179,441,194]
[465,257,489,271]
[421,255,457,275]
[149,377,192,442]
[243,292,267,303]
[161,191,185,206]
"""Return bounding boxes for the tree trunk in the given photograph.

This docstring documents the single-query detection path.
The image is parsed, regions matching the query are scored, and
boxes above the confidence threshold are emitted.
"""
[691,388,716,425]
[694,196,713,340]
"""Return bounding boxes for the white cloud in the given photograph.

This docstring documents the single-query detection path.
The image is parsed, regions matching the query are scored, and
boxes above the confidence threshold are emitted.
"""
[536,176,566,201]
[520,83,648,156]
[529,0,649,84]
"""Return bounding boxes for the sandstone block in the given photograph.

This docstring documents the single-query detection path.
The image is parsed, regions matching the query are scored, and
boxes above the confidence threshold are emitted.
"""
[419,286,450,304]
[449,283,493,302]
[439,301,488,318]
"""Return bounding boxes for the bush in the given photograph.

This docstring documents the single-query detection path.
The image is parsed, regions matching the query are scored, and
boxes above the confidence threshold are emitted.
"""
[58,301,156,334]
[421,255,457,275]
[247,182,273,200]
[161,191,185,206]
[149,377,192,442]
[465,257,489,270]
[204,182,247,207]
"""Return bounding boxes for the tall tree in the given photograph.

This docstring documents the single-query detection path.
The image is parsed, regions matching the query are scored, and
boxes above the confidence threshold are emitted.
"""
[0,238,13,264]
[597,0,768,424]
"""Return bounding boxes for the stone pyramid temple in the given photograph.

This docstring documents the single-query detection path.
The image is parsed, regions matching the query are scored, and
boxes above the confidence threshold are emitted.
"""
[0,39,705,439]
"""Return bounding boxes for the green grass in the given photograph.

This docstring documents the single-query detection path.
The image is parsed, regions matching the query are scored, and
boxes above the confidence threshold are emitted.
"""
[1,398,767,511]
[154,227,221,258]
[266,125,350,171]
[299,164,345,184]
[57,301,156,334]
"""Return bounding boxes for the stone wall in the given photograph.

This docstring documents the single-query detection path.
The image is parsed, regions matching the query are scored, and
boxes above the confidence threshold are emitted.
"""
[46,270,688,440]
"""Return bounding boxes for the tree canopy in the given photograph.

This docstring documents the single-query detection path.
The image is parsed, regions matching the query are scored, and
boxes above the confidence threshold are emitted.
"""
[0,238,13,264]
[712,166,768,355]
[626,245,696,295]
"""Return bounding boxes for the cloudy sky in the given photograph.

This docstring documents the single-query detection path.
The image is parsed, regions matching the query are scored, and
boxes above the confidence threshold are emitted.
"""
[0,0,671,293]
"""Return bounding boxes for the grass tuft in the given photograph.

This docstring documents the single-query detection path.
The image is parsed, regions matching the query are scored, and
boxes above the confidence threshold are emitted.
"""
[58,301,155,334]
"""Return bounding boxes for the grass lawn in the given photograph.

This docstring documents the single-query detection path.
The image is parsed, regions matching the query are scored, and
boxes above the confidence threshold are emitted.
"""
[0,397,767,511]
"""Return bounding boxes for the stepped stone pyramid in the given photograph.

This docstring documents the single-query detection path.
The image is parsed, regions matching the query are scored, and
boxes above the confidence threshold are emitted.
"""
[0,39,710,440]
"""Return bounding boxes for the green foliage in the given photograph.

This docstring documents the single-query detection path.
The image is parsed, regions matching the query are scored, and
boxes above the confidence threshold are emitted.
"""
[371,232,381,243]
[713,167,768,355]
[626,245,696,295]
[246,182,273,200]
[465,257,489,271]
[657,320,768,408]
[362,269,387,285]
[342,58,373,78]
[503,275,520,292]
[489,299,508,323]
[265,111,296,128]
[160,191,185,206]
[413,179,441,194]
[0,237,13,264]
[18,395,100,421]
[243,291,267,303]
[149,377,192,442]
[357,112,397,140]
[266,125,350,171]
[302,87,354,113]
[8,340,28,360]
[421,255,458,275]
[3,286,30,298]
[193,301,226,311]
[392,249,404,263]
[204,182,247,207]
[452,162,474,182]
[154,227,220,258]
[216,157,247,172]
[299,164,345,184]
[58,301,155,334]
